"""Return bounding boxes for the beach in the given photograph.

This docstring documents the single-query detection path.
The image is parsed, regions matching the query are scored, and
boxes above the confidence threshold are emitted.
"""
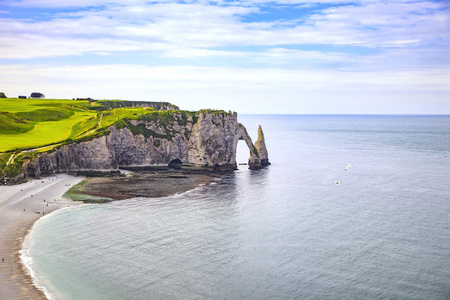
[69,170,221,201]
[0,174,83,299]
[0,171,219,299]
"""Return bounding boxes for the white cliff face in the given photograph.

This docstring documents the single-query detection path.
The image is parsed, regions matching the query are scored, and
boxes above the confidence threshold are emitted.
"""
[187,112,241,167]
[24,111,269,177]
[106,126,192,167]
[36,135,117,174]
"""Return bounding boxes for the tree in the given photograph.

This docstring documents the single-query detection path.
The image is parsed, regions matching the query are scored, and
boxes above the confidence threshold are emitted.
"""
[30,92,45,99]
[0,92,6,98]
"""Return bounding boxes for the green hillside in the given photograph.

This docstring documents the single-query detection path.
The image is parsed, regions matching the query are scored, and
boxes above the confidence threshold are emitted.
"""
[0,98,185,179]
[0,112,36,134]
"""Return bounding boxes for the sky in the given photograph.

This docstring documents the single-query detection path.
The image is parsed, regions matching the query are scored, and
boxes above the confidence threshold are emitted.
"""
[0,0,449,114]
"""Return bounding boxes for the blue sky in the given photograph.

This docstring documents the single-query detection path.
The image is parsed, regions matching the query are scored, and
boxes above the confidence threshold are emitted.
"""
[0,0,449,114]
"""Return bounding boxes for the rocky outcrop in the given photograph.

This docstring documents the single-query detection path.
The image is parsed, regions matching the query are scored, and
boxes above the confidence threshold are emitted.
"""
[21,111,270,178]
[254,125,270,166]
[36,135,117,174]
[238,124,261,169]
[187,112,241,168]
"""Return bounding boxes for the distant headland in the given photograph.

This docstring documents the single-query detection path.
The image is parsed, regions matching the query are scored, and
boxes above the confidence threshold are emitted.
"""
[0,97,269,185]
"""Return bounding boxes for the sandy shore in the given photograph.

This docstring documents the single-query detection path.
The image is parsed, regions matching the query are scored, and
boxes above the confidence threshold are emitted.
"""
[0,171,221,299]
[0,174,83,300]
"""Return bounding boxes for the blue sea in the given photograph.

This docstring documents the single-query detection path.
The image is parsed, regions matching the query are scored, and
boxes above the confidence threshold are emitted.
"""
[25,115,450,299]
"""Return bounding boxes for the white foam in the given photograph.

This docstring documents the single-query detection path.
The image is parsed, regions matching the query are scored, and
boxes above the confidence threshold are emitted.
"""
[20,206,84,300]
[168,175,225,199]
[21,213,56,300]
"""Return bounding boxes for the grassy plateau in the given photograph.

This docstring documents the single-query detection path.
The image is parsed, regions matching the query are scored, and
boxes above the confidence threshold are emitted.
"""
[0,98,230,180]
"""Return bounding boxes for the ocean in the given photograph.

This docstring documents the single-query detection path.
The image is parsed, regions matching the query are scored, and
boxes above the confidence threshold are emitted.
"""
[23,115,450,299]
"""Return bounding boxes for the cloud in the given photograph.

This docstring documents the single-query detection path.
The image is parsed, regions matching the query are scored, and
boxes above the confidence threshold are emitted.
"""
[1,63,449,113]
[1,1,448,67]
[2,1,448,54]
[2,63,449,93]
[1,0,449,114]
[307,1,450,47]
[2,0,365,8]
[5,0,120,8]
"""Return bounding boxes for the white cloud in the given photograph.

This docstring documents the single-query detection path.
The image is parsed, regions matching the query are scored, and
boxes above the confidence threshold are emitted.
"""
[1,64,449,114]
[3,0,364,8]
[0,33,156,59]
[1,0,447,57]
[1,0,449,114]
[6,0,121,8]
[161,47,352,65]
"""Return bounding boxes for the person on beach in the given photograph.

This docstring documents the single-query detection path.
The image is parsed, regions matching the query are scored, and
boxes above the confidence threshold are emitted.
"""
[2,258,4,262]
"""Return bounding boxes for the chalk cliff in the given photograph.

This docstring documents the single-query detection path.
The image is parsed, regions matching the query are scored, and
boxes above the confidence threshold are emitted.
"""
[23,111,269,178]
[254,125,270,166]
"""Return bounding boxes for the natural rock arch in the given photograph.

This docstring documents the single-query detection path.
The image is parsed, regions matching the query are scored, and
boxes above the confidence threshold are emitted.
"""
[233,123,269,170]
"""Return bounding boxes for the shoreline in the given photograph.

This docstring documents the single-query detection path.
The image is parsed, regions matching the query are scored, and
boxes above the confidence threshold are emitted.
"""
[67,170,222,202]
[21,205,89,300]
[0,171,220,299]
[0,174,83,300]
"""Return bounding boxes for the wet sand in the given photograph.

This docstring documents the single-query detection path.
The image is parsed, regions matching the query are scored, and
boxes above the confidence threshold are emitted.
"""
[0,174,83,299]
[70,170,221,201]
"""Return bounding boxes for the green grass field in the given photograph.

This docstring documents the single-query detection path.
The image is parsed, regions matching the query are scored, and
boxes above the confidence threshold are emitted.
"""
[0,110,97,152]
[0,98,188,152]
[0,98,93,113]
[0,99,167,151]
[0,99,98,152]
